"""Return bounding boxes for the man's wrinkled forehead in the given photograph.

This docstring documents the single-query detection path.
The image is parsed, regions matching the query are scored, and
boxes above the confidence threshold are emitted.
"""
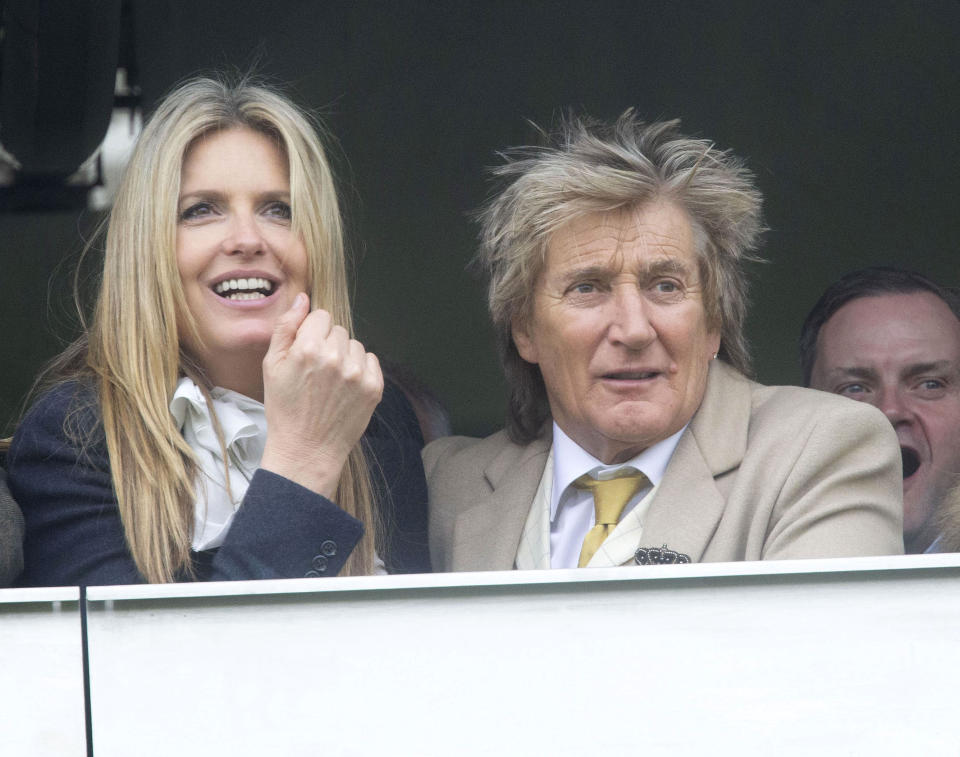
[816,292,960,375]
[543,204,696,272]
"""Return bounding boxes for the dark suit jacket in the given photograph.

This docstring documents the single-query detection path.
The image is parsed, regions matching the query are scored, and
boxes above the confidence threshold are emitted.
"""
[364,380,431,574]
[0,467,25,586]
[7,379,429,587]
[425,362,905,571]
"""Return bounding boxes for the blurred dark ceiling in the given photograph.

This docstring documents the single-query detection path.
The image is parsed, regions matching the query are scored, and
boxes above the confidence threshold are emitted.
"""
[1,0,959,434]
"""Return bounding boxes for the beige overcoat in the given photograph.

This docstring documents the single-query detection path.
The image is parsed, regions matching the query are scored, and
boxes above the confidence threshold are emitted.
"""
[425,361,905,571]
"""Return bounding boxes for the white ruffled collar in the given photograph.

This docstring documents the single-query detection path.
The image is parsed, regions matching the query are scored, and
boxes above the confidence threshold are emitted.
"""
[170,377,267,551]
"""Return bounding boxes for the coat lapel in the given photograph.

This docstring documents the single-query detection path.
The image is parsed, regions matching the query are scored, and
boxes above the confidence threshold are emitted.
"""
[626,362,752,564]
[451,434,551,571]
[449,363,754,570]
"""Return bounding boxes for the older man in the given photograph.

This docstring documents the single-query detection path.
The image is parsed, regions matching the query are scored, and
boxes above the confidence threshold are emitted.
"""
[425,114,904,572]
[801,267,960,553]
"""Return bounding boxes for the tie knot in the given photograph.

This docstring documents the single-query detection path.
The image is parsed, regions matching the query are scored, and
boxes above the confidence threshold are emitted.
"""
[573,471,648,526]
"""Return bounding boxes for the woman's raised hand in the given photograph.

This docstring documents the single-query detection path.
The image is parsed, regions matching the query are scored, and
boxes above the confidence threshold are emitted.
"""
[259,293,383,498]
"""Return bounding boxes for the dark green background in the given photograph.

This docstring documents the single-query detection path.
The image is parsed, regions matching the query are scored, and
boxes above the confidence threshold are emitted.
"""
[2,0,958,437]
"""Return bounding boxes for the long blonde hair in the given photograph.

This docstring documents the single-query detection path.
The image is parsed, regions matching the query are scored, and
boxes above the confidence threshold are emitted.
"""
[51,76,377,581]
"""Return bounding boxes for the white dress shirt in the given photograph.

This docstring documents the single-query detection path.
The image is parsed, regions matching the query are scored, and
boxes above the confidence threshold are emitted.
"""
[548,422,685,568]
[170,377,267,552]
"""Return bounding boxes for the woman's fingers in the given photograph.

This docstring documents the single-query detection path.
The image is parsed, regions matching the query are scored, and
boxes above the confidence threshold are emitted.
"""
[362,348,384,397]
[260,306,382,497]
[266,292,310,359]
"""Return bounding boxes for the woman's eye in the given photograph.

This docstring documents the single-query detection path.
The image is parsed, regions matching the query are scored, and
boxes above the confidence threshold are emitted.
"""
[264,201,292,220]
[917,379,947,394]
[179,202,215,221]
[569,282,596,295]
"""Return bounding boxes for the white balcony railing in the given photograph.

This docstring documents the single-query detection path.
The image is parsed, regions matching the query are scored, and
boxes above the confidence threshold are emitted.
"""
[4,553,960,756]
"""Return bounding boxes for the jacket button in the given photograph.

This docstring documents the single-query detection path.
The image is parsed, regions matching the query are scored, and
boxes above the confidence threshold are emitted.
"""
[320,540,337,557]
[312,555,329,572]
[304,570,321,578]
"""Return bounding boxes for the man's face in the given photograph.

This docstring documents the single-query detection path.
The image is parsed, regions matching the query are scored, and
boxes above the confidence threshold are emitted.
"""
[512,202,720,465]
[809,292,960,552]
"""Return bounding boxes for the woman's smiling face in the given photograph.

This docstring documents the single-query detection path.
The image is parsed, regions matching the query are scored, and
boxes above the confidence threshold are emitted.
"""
[176,126,308,396]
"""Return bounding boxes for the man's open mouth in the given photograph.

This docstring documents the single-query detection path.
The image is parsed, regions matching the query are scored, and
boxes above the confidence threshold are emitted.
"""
[901,446,921,479]
[213,277,276,301]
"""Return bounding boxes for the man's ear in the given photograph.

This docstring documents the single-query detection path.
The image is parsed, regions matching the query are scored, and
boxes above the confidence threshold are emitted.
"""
[512,317,538,364]
[708,329,721,361]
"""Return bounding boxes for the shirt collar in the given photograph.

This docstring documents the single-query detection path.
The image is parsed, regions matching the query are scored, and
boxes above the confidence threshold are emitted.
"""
[550,421,686,521]
[169,377,267,464]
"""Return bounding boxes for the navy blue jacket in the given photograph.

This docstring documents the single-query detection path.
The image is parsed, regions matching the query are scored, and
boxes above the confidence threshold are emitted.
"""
[7,380,429,586]
[0,467,25,586]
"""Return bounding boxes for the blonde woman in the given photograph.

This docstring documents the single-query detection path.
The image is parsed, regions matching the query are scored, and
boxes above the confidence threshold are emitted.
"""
[6,76,428,585]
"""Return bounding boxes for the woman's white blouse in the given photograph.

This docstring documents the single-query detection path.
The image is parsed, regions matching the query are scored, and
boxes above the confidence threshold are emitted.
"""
[169,377,387,574]
[170,377,267,551]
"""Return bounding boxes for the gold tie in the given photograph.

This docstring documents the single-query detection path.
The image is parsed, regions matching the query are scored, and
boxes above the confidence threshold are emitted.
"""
[573,471,648,568]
